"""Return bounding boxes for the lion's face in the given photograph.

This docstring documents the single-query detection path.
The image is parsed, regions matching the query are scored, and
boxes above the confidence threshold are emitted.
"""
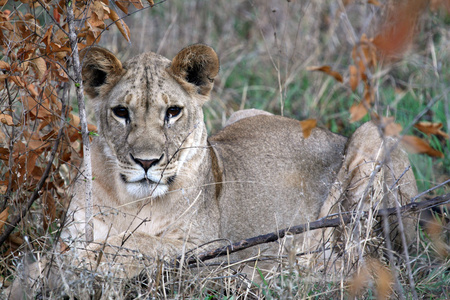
[81,45,219,199]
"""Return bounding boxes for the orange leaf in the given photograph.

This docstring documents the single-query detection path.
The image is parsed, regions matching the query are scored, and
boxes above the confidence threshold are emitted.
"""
[0,60,10,70]
[31,57,47,81]
[374,116,403,136]
[401,135,444,158]
[363,84,375,104]
[307,65,343,83]
[0,207,8,233]
[414,122,449,139]
[352,34,377,76]
[109,10,131,42]
[367,0,381,6]
[0,114,14,126]
[131,0,144,9]
[299,119,317,138]
[349,65,359,91]
[372,0,427,61]
[350,100,369,122]
[115,0,129,14]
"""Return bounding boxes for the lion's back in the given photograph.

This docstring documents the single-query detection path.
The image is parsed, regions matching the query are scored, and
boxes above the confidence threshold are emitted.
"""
[208,115,347,248]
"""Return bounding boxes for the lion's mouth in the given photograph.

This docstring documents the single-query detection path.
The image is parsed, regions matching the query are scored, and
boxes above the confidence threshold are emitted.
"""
[119,173,176,186]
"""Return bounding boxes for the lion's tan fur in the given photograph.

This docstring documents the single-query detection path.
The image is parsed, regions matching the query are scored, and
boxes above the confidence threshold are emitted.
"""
[67,44,417,272]
[8,45,418,298]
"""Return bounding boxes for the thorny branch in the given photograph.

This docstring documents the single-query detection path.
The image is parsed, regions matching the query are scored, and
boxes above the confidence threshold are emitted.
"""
[181,193,450,266]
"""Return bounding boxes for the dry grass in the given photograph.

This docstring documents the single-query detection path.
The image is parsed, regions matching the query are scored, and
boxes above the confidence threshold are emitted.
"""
[1,0,449,299]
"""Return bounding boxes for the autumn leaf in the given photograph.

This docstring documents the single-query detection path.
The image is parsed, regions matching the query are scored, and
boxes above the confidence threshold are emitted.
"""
[352,34,377,76]
[414,122,449,139]
[115,0,130,14]
[31,57,47,80]
[401,135,444,158]
[367,0,381,6]
[0,113,14,126]
[307,65,343,83]
[299,119,317,138]
[350,100,370,122]
[372,0,427,61]
[349,65,359,91]
[0,207,8,233]
[373,116,403,136]
[131,0,144,10]
[0,60,10,70]
[109,10,131,42]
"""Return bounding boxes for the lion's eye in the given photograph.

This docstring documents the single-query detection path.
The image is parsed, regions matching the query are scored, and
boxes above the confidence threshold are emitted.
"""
[166,106,182,119]
[112,106,129,119]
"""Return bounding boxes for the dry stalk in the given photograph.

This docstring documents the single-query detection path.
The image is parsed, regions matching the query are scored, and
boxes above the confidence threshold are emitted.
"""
[66,0,94,242]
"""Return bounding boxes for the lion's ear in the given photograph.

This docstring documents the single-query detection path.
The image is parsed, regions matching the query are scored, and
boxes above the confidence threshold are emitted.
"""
[80,46,124,98]
[168,44,219,97]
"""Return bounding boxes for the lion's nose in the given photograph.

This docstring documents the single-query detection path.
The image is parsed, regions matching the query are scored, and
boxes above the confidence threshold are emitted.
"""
[130,154,160,173]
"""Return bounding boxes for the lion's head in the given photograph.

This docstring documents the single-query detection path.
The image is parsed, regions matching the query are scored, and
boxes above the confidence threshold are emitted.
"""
[81,45,219,199]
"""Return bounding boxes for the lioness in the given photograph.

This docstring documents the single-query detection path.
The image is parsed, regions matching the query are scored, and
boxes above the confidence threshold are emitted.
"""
[10,44,417,297]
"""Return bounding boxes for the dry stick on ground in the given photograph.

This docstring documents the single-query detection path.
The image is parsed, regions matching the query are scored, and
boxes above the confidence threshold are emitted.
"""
[66,0,94,242]
[181,193,450,266]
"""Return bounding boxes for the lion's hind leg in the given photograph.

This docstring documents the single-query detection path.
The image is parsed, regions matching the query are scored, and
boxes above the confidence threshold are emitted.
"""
[313,122,418,275]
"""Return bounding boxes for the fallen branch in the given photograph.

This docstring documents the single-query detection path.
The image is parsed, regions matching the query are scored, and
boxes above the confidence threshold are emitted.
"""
[183,193,450,265]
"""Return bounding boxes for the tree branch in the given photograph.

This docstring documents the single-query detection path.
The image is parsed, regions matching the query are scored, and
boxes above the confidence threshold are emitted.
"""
[0,98,68,247]
[66,0,94,242]
[182,193,450,265]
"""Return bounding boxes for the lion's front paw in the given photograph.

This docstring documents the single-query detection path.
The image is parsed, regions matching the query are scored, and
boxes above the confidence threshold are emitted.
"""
[78,236,148,277]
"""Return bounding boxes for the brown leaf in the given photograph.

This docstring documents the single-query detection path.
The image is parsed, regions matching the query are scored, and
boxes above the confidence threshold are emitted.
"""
[384,118,402,136]
[147,0,155,6]
[0,207,9,233]
[372,0,427,61]
[401,135,444,158]
[363,83,375,104]
[367,0,381,6]
[0,114,14,126]
[414,122,449,139]
[88,0,110,28]
[115,0,129,13]
[109,10,131,42]
[352,34,377,76]
[350,100,370,122]
[349,65,359,91]
[0,60,10,70]
[69,113,80,127]
[307,65,343,83]
[60,241,70,253]
[31,57,47,80]
[299,119,317,138]
[131,0,144,9]
[24,96,51,119]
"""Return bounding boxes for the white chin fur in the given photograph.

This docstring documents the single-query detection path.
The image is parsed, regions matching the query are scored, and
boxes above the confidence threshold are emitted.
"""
[126,182,169,199]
